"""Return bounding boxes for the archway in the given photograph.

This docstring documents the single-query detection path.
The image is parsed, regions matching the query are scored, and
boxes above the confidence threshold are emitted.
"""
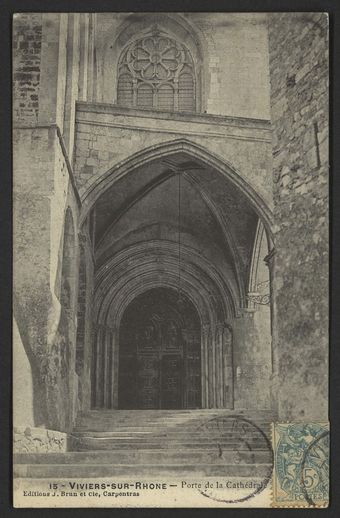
[118,287,201,410]
[80,141,274,413]
[80,139,274,240]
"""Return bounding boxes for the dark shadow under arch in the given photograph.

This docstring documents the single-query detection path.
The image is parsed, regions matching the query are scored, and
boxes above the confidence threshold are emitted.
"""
[80,138,274,242]
[118,287,201,409]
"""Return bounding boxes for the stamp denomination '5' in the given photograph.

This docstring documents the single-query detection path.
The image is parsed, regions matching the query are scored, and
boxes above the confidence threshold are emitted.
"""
[272,423,329,507]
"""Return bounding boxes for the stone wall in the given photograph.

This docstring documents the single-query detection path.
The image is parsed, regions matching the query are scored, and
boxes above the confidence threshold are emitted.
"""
[13,14,42,124]
[75,231,95,412]
[13,126,81,431]
[233,310,271,410]
[74,103,273,212]
[233,225,272,409]
[190,13,270,118]
[95,12,271,119]
[12,12,96,431]
[13,318,35,428]
[268,13,329,421]
[13,427,68,453]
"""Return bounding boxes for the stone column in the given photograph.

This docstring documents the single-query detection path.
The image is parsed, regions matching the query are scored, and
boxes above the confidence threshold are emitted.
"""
[94,324,104,407]
[201,324,210,408]
[207,325,215,408]
[63,13,81,161]
[82,231,94,412]
[86,14,96,102]
[38,14,68,130]
[109,329,117,408]
[111,328,119,409]
[222,324,234,409]
[265,248,278,413]
[103,328,110,408]
[78,14,90,102]
[215,323,224,407]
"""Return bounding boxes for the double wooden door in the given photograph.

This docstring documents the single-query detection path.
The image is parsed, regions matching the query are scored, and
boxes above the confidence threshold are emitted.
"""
[137,352,182,409]
[119,319,200,409]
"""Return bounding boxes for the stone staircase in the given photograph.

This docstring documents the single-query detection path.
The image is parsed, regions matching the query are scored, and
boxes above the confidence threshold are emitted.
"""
[14,409,274,478]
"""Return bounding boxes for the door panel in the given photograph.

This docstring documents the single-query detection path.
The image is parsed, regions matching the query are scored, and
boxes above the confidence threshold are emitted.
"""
[118,288,201,409]
[161,354,183,409]
[183,329,201,408]
[137,353,159,409]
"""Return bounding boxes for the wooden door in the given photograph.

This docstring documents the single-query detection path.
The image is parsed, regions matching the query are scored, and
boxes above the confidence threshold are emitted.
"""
[135,321,160,409]
[183,329,201,408]
[118,288,201,410]
[160,354,183,409]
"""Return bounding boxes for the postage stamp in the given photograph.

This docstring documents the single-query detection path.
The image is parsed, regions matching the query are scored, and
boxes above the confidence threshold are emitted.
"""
[272,423,329,507]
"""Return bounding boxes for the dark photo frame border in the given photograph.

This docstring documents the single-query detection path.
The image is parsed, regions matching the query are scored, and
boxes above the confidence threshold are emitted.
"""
[1,1,339,517]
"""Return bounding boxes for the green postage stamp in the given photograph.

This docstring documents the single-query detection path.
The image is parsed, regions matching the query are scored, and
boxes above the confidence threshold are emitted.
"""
[272,423,329,507]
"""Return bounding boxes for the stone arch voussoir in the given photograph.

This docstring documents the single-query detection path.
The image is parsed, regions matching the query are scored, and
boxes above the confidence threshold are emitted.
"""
[80,138,274,241]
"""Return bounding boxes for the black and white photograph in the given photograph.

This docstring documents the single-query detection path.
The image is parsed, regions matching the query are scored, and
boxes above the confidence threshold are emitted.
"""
[12,11,329,508]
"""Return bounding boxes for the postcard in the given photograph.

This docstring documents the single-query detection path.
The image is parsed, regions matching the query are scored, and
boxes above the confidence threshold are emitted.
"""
[13,11,329,507]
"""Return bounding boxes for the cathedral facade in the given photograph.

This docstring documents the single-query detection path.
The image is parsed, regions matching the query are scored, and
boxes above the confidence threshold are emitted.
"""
[13,13,328,451]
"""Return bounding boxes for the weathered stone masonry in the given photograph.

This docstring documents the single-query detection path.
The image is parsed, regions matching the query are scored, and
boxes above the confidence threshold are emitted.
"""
[12,13,328,449]
[13,14,42,124]
[269,13,328,421]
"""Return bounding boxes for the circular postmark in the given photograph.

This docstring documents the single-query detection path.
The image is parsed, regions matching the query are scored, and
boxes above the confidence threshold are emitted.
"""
[195,415,273,504]
[300,429,329,507]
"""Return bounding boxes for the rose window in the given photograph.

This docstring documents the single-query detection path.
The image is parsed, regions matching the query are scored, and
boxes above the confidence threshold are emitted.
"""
[117,30,196,112]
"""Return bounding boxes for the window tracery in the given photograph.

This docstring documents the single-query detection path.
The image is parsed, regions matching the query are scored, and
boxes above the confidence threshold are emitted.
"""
[117,28,196,112]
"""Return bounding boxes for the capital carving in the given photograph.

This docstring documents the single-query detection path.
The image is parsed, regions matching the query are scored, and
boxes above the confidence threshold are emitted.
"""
[246,279,270,306]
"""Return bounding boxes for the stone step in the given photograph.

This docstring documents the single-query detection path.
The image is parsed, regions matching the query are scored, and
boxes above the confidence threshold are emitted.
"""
[14,463,272,479]
[76,416,274,423]
[76,410,275,423]
[74,417,273,425]
[75,419,273,432]
[73,430,271,438]
[72,410,274,453]
[75,421,272,428]
[72,439,269,451]
[14,449,272,465]
[77,411,274,419]
[76,418,273,424]
[71,430,271,439]
[15,410,275,480]
[81,408,274,416]
[74,428,269,436]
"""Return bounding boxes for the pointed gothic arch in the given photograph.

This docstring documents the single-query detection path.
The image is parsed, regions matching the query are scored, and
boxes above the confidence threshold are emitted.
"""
[79,140,274,414]
[80,138,274,241]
